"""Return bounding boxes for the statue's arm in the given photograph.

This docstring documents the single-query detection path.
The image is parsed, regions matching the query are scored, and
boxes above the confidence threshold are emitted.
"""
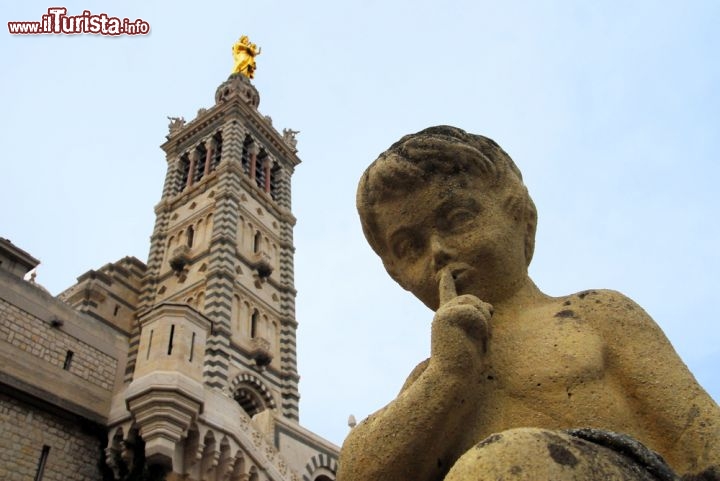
[337,296,491,481]
[591,290,720,476]
[338,364,473,481]
[398,357,430,393]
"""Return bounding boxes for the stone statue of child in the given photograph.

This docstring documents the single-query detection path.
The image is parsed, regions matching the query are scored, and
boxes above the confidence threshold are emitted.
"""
[338,126,719,481]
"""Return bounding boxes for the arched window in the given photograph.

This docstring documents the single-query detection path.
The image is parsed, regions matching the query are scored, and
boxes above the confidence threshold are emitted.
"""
[268,320,278,354]
[232,295,241,333]
[242,301,251,335]
[204,214,213,244]
[270,164,281,200]
[186,226,195,248]
[196,292,204,309]
[253,231,262,254]
[194,144,207,183]
[177,154,190,193]
[211,131,223,171]
[230,374,277,417]
[241,135,253,174]
[255,151,267,189]
[166,236,175,266]
[250,309,259,338]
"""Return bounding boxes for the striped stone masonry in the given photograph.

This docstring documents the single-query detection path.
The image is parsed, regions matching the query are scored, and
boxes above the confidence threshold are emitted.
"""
[125,155,180,382]
[203,203,242,387]
[104,74,337,481]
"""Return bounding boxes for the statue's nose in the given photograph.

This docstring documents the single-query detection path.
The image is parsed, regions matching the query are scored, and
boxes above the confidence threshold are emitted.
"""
[430,234,454,270]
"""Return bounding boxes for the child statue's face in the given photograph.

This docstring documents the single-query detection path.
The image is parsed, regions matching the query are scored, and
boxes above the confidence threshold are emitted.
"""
[374,175,529,310]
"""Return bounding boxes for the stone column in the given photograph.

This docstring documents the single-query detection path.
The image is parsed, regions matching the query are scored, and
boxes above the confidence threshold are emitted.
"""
[204,138,216,176]
[248,142,259,180]
[263,158,272,193]
[187,150,199,188]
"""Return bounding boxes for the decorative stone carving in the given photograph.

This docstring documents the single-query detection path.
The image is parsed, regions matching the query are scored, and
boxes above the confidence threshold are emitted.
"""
[167,116,185,136]
[249,250,273,279]
[249,336,273,367]
[215,74,260,109]
[169,245,191,273]
[339,126,720,481]
[281,128,299,151]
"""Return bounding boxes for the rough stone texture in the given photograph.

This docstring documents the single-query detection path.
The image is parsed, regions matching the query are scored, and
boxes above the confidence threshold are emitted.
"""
[0,392,103,481]
[0,297,117,391]
[338,125,720,481]
[446,428,670,481]
[566,428,678,481]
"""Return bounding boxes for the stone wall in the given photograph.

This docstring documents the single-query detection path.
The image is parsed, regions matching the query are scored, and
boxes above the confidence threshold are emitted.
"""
[0,297,117,391]
[0,392,104,481]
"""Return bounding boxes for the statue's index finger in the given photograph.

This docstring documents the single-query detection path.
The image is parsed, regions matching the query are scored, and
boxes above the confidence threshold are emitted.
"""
[437,268,457,307]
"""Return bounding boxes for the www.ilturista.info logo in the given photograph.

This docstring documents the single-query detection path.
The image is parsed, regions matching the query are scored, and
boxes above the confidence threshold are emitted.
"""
[8,7,150,35]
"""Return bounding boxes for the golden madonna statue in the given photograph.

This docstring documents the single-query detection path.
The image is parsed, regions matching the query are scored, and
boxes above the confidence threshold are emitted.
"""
[232,35,261,79]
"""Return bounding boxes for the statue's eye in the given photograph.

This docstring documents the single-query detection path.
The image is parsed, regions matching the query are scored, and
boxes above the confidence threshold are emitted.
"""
[394,235,422,260]
[446,209,475,231]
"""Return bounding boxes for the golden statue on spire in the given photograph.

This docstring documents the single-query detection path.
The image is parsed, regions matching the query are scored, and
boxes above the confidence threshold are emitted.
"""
[232,35,261,79]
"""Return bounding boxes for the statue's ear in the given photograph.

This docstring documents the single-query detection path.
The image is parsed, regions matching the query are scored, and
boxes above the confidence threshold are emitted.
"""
[523,196,538,266]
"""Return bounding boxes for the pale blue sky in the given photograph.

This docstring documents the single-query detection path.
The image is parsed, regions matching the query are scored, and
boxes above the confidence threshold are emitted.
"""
[2,1,718,447]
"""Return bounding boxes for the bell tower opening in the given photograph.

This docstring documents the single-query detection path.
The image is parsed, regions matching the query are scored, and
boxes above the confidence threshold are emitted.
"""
[234,386,265,417]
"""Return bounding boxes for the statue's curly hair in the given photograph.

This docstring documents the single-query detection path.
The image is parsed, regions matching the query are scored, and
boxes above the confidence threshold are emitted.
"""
[357,125,538,266]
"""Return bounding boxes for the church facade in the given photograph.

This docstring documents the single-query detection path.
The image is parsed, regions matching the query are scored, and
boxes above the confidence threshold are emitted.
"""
[0,67,339,481]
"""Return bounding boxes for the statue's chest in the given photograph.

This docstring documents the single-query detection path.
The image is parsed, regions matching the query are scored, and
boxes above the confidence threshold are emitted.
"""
[486,311,606,396]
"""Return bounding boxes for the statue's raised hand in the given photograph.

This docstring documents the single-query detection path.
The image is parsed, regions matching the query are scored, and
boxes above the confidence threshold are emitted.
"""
[431,269,492,373]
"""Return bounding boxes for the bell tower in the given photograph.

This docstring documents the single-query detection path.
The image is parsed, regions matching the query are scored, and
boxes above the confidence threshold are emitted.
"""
[125,64,301,414]
[102,37,335,480]
[128,50,301,407]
